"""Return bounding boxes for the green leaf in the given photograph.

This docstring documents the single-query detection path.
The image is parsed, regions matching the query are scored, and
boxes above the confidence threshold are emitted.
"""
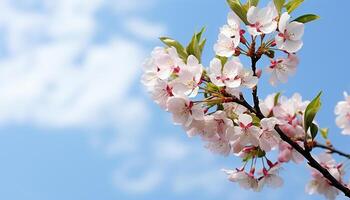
[274,0,285,14]
[206,82,220,93]
[285,0,304,14]
[227,0,249,24]
[248,0,259,7]
[186,27,206,62]
[252,114,261,126]
[242,0,259,10]
[159,37,188,61]
[320,128,329,139]
[199,39,206,56]
[304,92,322,133]
[274,92,281,106]
[293,14,320,24]
[264,49,275,59]
[216,56,228,66]
[310,123,319,140]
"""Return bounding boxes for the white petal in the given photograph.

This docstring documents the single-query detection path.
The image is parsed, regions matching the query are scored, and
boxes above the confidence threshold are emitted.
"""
[239,114,252,126]
[279,12,290,32]
[247,6,259,24]
[187,55,199,67]
[210,58,223,75]
[287,22,304,40]
[260,21,277,34]
[227,12,240,27]
[284,39,303,53]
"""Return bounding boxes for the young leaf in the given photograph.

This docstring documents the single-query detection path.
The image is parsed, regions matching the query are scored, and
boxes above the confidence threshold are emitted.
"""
[227,0,249,24]
[284,0,304,14]
[199,39,207,56]
[320,128,329,139]
[243,0,259,10]
[293,14,320,24]
[310,123,319,140]
[216,55,228,66]
[274,92,281,106]
[159,37,188,60]
[304,92,322,133]
[274,0,285,14]
[186,27,206,62]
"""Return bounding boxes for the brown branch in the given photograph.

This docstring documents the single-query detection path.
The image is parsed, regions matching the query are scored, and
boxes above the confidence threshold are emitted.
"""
[314,142,350,160]
[273,126,350,198]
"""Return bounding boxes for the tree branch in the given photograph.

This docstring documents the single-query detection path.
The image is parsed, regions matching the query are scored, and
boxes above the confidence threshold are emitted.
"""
[246,49,350,198]
[273,126,350,198]
[314,142,350,160]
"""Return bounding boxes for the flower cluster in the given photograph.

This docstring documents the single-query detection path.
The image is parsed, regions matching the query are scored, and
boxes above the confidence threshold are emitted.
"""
[306,154,346,200]
[335,92,350,135]
[142,0,350,199]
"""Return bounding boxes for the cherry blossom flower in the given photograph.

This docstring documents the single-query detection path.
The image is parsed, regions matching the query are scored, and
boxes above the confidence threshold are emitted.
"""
[151,79,174,109]
[246,2,278,36]
[167,96,204,127]
[266,54,299,86]
[214,12,241,57]
[335,92,350,135]
[208,58,242,88]
[223,169,259,191]
[258,163,283,190]
[223,102,247,119]
[259,117,281,152]
[228,114,261,153]
[260,93,277,117]
[185,115,217,138]
[142,47,183,88]
[275,12,305,53]
[272,93,308,138]
[278,141,304,163]
[238,67,259,88]
[205,111,235,156]
[205,138,232,156]
[306,154,344,200]
[171,55,203,97]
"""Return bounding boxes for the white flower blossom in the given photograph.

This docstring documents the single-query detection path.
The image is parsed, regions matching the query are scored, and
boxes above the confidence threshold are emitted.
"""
[267,54,299,86]
[335,92,350,135]
[167,96,204,127]
[246,2,278,36]
[275,12,304,53]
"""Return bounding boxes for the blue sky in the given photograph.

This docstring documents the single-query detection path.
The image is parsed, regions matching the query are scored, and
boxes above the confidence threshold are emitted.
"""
[0,0,349,200]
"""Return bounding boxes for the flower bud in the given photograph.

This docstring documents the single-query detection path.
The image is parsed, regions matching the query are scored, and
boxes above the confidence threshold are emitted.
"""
[256,69,262,78]
[270,40,276,47]
[234,48,241,56]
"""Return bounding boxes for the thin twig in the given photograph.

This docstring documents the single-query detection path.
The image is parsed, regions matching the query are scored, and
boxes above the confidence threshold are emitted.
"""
[314,142,350,160]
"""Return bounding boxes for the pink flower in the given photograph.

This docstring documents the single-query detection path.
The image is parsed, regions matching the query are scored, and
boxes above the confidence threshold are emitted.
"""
[259,117,281,152]
[266,54,299,86]
[306,154,344,200]
[167,97,204,127]
[275,12,304,53]
[335,92,350,135]
[222,169,259,191]
[278,141,304,163]
[228,114,261,153]
[258,163,284,191]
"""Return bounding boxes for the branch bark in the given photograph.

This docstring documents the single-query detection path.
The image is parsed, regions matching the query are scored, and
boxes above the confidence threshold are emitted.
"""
[314,142,350,160]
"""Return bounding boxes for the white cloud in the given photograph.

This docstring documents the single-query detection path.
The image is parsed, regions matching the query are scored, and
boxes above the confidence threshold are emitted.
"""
[113,159,164,194]
[111,0,156,13]
[124,18,166,40]
[0,0,152,128]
